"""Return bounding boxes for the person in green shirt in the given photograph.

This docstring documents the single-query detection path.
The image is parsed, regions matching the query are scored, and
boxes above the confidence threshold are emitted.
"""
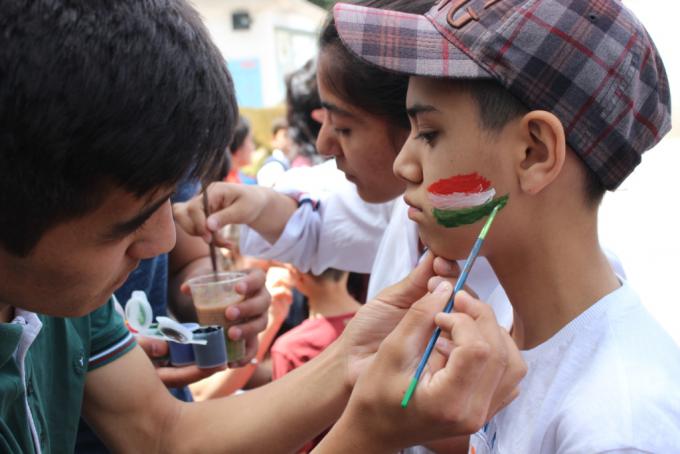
[0,1,525,452]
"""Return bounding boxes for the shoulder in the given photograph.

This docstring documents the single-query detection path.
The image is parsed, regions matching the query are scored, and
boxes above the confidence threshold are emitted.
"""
[553,286,680,451]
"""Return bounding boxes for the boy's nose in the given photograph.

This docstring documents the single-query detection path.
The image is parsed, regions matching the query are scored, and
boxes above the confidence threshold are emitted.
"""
[393,142,421,184]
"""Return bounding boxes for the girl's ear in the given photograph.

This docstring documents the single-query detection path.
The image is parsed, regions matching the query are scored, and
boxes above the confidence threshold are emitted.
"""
[515,110,566,195]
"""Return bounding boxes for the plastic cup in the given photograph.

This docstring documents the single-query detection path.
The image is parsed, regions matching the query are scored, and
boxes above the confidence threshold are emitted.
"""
[187,272,247,362]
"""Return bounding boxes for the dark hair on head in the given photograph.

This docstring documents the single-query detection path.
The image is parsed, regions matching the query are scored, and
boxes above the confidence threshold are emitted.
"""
[285,58,321,157]
[454,79,605,206]
[312,268,347,283]
[230,116,251,154]
[319,0,435,131]
[0,0,237,256]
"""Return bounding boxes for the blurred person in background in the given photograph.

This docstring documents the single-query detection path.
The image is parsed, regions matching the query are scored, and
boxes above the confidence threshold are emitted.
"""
[223,115,257,185]
[256,118,295,187]
[285,58,324,167]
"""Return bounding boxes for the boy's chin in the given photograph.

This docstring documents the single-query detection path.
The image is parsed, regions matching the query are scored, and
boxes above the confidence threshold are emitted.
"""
[419,232,468,262]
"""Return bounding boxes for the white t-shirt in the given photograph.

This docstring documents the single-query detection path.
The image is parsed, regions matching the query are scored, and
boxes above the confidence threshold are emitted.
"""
[256,149,290,188]
[470,281,680,453]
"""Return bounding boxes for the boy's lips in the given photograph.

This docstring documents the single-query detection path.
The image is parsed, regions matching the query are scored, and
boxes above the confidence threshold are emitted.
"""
[404,196,424,220]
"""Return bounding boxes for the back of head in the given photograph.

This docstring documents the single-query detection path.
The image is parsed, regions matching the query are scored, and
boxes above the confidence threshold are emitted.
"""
[334,0,672,191]
[310,268,347,284]
[285,58,321,158]
[0,0,237,255]
[319,0,436,131]
[230,116,252,154]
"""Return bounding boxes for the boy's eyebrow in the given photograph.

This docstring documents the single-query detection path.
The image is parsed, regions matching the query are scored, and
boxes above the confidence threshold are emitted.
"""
[320,101,354,118]
[406,104,439,119]
[105,190,174,239]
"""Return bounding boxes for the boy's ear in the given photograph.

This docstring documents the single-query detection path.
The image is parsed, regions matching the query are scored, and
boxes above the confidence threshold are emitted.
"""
[515,111,566,195]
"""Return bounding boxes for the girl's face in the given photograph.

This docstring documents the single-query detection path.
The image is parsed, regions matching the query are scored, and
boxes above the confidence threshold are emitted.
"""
[315,50,408,203]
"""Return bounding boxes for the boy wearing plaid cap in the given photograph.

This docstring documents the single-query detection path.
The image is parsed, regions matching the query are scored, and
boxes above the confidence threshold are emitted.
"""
[334,0,680,452]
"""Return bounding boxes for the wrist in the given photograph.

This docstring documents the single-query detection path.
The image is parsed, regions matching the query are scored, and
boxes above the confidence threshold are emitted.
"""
[315,403,397,454]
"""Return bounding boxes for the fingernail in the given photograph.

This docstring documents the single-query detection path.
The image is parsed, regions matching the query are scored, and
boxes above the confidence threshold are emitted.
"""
[229,327,242,340]
[435,281,452,294]
[439,260,453,272]
[226,306,240,320]
[235,282,246,294]
[207,217,218,231]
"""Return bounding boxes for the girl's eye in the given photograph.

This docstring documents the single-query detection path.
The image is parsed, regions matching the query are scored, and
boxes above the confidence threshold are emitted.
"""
[334,128,351,137]
[415,130,438,145]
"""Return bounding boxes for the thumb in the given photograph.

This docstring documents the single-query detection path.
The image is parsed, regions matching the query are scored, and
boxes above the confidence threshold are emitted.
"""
[374,251,435,309]
[383,280,454,367]
[135,335,169,359]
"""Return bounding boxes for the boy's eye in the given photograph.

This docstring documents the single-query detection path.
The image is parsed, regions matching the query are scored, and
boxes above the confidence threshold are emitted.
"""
[415,130,438,145]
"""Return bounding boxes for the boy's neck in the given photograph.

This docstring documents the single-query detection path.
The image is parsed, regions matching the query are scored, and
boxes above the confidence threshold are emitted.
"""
[306,287,361,319]
[0,302,15,323]
[489,220,620,350]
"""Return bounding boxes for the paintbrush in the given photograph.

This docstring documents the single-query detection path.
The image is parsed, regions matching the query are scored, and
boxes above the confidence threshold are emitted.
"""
[202,189,219,277]
[401,202,503,408]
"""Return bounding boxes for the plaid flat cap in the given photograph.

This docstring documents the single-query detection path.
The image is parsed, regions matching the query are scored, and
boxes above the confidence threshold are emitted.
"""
[334,0,671,189]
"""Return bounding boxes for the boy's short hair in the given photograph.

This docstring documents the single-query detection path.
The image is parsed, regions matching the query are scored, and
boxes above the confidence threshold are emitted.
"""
[333,0,671,192]
[0,0,237,256]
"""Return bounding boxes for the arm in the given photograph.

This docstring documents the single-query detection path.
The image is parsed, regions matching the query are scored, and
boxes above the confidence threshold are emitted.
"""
[174,180,392,275]
[82,338,351,453]
[84,254,523,452]
[315,287,525,452]
[173,182,297,245]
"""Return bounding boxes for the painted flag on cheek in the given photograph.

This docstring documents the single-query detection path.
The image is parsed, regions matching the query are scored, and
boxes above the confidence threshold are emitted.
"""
[428,173,508,228]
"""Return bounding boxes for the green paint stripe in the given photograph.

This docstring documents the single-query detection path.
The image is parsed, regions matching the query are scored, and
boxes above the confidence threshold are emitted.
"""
[433,195,508,228]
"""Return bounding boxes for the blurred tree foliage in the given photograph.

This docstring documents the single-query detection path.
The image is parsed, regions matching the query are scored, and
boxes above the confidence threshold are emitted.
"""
[307,0,334,10]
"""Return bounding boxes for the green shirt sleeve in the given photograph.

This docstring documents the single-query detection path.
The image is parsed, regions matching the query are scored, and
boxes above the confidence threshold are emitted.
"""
[87,298,136,371]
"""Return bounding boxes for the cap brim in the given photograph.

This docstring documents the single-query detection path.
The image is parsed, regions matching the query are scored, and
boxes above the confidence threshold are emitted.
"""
[333,3,491,78]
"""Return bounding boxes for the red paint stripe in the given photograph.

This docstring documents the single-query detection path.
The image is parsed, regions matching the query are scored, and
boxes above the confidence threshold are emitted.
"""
[428,173,492,194]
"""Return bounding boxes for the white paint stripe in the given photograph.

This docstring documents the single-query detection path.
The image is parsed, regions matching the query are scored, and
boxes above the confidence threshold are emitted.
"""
[428,188,495,209]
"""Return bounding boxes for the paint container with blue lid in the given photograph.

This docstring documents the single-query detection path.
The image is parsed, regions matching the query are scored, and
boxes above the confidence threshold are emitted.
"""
[168,323,200,366]
[192,326,227,368]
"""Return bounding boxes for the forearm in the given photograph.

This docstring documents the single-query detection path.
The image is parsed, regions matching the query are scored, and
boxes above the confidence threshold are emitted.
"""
[167,341,351,453]
[248,188,297,244]
[313,409,396,454]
